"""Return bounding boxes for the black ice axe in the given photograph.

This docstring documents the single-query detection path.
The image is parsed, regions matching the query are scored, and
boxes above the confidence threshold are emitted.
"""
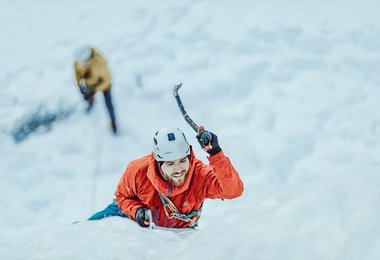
[172,83,212,151]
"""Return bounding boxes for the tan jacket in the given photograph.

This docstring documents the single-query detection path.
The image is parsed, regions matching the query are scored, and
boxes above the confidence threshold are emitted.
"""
[74,48,111,93]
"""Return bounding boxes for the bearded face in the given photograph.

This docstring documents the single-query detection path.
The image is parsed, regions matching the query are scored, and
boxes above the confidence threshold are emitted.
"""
[159,156,190,186]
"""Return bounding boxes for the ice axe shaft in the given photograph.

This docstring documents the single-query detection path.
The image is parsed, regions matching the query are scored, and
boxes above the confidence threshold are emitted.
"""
[173,83,200,133]
[172,83,212,151]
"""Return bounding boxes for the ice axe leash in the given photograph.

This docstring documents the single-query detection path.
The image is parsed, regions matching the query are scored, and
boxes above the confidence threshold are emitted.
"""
[172,83,212,152]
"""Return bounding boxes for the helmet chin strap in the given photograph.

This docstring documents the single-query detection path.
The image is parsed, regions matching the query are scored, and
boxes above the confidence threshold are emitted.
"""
[156,162,166,182]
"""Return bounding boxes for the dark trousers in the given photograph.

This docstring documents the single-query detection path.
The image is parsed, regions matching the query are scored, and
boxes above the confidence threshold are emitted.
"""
[88,200,128,221]
[103,89,116,123]
[83,87,116,123]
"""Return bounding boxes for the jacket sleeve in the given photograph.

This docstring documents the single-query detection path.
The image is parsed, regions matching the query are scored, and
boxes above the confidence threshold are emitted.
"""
[93,75,110,92]
[202,150,244,199]
[114,164,146,220]
[92,59,111,93]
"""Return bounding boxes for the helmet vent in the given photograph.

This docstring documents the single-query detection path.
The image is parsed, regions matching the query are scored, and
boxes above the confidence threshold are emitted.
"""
[167,133,175,141]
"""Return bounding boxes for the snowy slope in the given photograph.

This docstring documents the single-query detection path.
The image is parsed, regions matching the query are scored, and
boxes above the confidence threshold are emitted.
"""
[1,0,380,259]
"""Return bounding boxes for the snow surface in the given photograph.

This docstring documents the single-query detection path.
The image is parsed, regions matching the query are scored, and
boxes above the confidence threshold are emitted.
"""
[1,0,380,259]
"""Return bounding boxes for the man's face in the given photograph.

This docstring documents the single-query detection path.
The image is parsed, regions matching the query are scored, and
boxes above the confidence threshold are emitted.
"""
[159,156,190,187]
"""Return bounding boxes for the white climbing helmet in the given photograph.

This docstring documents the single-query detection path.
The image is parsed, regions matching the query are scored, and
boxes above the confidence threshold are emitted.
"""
[74,46,93,65]
[153,128,190,161]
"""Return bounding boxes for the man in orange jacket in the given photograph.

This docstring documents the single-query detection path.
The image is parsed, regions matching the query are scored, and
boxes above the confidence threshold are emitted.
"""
[88,128,244,228]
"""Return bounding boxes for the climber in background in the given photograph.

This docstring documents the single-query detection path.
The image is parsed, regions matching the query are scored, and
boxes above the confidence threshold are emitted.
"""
[74,46,118,134]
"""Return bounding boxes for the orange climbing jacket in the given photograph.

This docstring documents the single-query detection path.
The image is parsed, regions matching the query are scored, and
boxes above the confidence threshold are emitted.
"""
[115,147,244,228]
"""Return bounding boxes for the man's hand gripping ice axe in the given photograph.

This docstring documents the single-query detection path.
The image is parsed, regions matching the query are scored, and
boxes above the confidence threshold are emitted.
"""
[173,83,221,155]
[145,209,155,229]
[136,207,155,229]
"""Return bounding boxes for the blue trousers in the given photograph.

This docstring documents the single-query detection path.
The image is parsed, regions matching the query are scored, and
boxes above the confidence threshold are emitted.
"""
[103,88,116,123]
[88,200,128,221]
[83,87,116,124]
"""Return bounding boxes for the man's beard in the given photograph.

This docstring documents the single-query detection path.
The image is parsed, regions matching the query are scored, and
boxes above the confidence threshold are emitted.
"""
[166,170,187,186]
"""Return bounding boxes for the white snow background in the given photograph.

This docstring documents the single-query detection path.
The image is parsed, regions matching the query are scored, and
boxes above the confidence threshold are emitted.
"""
[0,0,380,259]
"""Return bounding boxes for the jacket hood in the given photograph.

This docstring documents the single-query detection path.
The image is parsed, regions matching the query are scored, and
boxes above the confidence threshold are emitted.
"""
[146,146,196,197]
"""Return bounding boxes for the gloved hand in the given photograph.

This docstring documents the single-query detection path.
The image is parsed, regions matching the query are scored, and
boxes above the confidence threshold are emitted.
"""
[135,208,150,228]
[79,79,94,98]
[79,85,93,97]
[196,130,222,156]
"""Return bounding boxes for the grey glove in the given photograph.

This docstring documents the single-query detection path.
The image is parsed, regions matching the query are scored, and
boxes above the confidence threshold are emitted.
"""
[79,80,94,99]
[79,85,93,96]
